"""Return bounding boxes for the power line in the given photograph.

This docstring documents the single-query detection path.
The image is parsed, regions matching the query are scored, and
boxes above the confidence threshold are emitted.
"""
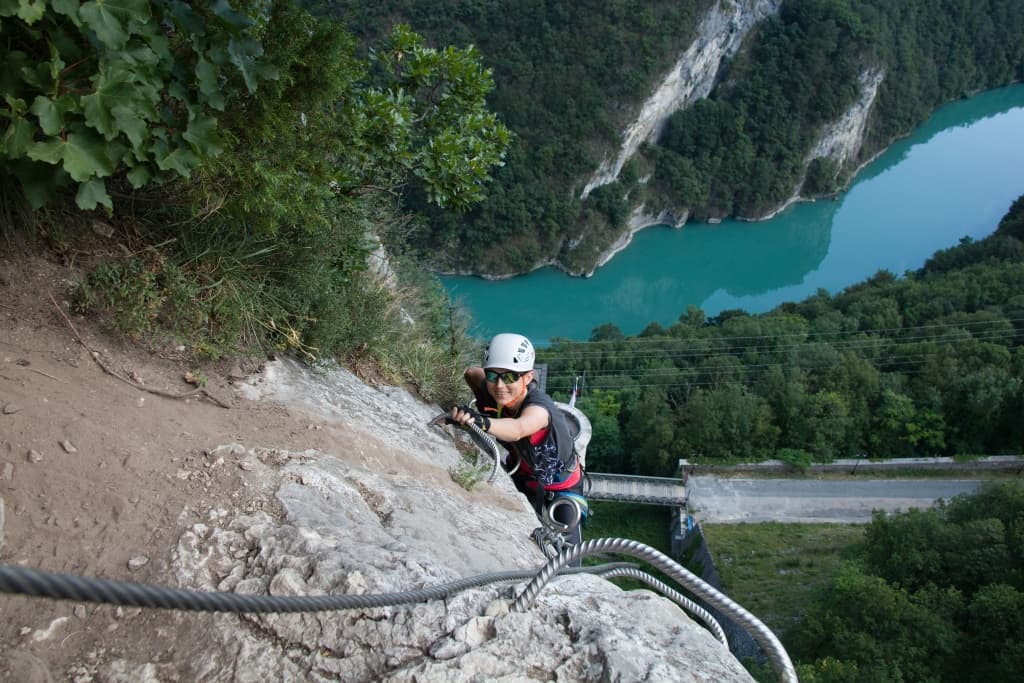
[540,317,1024,348]
[538,327,1021,365]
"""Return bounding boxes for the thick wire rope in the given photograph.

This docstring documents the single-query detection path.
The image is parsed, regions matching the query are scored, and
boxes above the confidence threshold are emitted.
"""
[0,562,633,614]
[430,413,501,483]
[513,537,798,683]
[597,566,727,646]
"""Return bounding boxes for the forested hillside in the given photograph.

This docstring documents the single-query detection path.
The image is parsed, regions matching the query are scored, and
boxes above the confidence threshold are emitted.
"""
[311,0,712,274]
[315,0,1024,276]
[537,196,1024,473]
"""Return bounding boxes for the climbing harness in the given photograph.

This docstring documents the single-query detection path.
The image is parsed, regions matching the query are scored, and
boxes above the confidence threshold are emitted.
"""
[432,411,585,559]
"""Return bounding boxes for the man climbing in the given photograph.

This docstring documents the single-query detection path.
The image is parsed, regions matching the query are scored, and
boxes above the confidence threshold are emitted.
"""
[449,333,588,560]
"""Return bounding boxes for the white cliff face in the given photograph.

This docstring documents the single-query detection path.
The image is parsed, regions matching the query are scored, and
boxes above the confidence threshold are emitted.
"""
[584,64,886,271]
[103,359,757,682]
[581,0,784,199]
[806,68,885,173]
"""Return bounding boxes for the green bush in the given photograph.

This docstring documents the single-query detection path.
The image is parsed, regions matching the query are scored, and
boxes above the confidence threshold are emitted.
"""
[1,0,277,211]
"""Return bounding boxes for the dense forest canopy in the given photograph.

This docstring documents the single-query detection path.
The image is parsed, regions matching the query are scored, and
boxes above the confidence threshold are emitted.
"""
[537,196,1024,473]
[314,0,1024,276]
[789,481,1024,682]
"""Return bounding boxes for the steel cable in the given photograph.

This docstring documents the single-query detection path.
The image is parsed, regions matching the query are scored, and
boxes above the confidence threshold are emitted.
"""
[0,562,634,614]
[512,537,798,683]
[596,566,728,646]
[430,413,502,483]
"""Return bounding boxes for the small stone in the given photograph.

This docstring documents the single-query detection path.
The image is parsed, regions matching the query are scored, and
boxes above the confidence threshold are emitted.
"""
[1,462,13,480]
[91,219,114,238]
[19,626,31,636]
[137,397,145,407]
[2,404,20,415]
[238,461,255,471]
[60,440,77,454]
[485,599,511,617]
[127,556,149,570]
[74,605,87,619]
[27,449,43,463]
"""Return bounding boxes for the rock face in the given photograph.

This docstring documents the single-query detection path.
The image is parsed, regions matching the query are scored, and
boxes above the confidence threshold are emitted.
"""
[806,68,886,175]
[105,359,756,682]
[581,0,784,199]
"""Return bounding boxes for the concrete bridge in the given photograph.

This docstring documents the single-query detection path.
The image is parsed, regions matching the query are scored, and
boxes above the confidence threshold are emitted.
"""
[587,472,688,506]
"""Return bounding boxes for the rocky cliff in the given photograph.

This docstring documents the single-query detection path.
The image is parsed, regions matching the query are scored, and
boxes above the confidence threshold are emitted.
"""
[0,259,762,681]
[578,1,887,275]
[581,0,784,199]
[805,68,886,180]
[118,359,756,681]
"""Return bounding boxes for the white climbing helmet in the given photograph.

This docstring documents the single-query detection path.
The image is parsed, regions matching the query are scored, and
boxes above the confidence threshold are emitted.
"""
[483,333,535,372]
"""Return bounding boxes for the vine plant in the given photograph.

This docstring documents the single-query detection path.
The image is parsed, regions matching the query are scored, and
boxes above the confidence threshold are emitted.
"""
[0,0,277,211]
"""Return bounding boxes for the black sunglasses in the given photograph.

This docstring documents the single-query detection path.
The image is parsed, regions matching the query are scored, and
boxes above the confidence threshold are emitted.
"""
[485,369,524,384]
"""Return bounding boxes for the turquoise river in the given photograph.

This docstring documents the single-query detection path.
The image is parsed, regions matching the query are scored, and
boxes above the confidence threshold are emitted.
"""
[442,85,1024,345]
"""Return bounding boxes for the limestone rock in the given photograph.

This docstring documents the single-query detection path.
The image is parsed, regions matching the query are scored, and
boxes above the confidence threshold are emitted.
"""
[97,359,756,682]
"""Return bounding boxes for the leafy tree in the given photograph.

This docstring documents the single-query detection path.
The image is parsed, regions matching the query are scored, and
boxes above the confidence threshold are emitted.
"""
[1,0,278,210]
[870,389,946,456]
[677,385,778,460]
[791,564,961,682]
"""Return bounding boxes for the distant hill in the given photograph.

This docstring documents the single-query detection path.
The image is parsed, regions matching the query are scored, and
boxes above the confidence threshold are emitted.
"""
[311,0,1024,277]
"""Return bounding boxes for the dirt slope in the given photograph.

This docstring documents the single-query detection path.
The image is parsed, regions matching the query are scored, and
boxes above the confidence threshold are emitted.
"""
[0,252,362,681]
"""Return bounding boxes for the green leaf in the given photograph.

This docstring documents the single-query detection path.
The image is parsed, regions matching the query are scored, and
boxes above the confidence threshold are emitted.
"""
[0,0,19,17]
[166,0,206,36]
[1,50,31,93]
[126,163,151,188]
[51,0,81,21]
[2,116,34,158]
[227,37,266,93]
[80,0,152,49]
[81,66,156,140]
[211,0,253,31]
[13,0,46,24]
[26,138,65,165]
[4,95,28,116]
[182,114,222,155]
[30,96,68,136]
[9,158,69,209]
[139,28,171,63]
[18,62,47,89]
[75,177,112,211]
[195,58,219,96]
[156,146,200,177]
[111,104,148,147]
[47,41,67,83]
[27,129,116,181]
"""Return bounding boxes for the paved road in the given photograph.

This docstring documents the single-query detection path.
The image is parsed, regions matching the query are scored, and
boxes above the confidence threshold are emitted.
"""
[687,476,985,523]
